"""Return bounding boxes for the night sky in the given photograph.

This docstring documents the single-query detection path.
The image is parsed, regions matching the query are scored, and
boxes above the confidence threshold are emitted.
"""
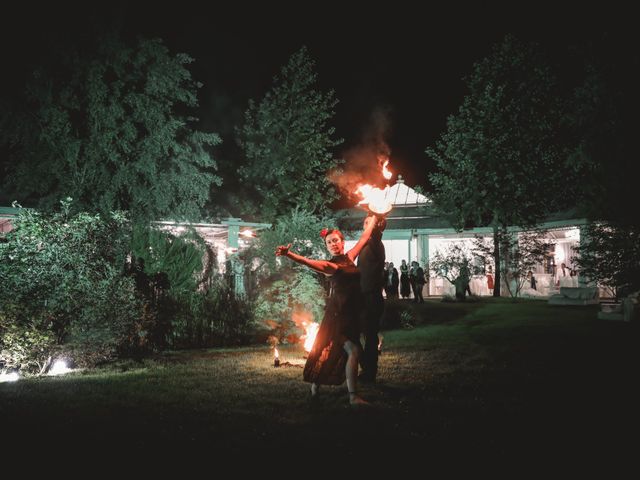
[1,3,635,192]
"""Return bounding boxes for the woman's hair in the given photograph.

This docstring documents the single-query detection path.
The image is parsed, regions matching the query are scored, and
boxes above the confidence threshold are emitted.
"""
[322,229,344,241]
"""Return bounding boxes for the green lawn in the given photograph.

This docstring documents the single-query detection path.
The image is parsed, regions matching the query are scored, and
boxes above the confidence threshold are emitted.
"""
[1,298,636,465]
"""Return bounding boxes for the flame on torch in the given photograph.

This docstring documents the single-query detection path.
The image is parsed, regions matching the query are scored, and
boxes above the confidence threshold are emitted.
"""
[356,184,392,215]
[354,155,394,215]
[273,347,280,367]
[239,230,256,238]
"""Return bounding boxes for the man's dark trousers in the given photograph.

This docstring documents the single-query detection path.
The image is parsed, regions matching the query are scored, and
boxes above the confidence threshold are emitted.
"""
[361,290,384,381]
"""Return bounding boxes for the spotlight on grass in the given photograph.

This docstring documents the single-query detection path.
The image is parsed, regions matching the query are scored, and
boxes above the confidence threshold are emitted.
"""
[48,359,72,376]
[0,371,20,383]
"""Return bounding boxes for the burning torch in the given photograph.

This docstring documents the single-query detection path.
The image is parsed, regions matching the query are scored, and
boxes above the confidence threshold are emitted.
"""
[355,154,394,219]
[273,347,280,367]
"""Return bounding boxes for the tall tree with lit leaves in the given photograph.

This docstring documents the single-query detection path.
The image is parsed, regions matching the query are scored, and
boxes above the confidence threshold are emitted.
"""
[427,35,565,296]
[236,46,343,220]
[0,33,221,222]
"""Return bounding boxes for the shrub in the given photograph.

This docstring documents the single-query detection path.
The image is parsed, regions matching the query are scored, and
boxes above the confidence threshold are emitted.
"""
[169,279,258,348]
[0,200,141,374]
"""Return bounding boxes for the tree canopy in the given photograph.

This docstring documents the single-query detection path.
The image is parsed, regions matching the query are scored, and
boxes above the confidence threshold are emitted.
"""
[427,34,565,231]
[1,33,221,222]
[426,35,567,295]
[235,46,343,220]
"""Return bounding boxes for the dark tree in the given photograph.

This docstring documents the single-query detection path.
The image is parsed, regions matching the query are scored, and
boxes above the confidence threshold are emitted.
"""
[427,35,565,296]
[564,36,640,296]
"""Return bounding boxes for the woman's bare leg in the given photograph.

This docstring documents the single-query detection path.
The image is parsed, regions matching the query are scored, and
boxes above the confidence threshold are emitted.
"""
[344,340,368,405]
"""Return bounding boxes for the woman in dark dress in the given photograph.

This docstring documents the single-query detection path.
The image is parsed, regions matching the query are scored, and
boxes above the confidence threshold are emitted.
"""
[399,259,411,299]
[275,215,376,405]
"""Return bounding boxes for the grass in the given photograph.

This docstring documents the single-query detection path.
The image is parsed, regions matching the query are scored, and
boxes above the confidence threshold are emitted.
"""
[1,298,636,466]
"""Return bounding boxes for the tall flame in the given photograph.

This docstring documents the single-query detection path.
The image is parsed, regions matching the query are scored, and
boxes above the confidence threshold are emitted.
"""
[292,311,320,353]
[354,156,394,214]
[303,323,319,352]
[382,160,392,180]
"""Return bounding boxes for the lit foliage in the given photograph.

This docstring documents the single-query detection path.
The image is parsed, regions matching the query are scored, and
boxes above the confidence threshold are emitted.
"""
[236,46,343,219]
[1,34,221,221]
[255,271,326,344]
[252,206,336,273]
[130,225,205,294]
[250,208,335,341]
[0,199,141,373]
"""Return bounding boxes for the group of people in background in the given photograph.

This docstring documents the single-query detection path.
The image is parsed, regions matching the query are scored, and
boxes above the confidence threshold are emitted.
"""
[275,210,586,405]
[555,262,578,287]
[384,259,425,303]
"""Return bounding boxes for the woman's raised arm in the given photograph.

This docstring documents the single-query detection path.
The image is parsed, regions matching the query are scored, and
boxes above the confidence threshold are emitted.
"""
[276,243,338,275]
[346,214,377,262]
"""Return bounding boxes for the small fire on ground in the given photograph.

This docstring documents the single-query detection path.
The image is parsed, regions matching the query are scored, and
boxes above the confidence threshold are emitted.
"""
[292,311,319,354]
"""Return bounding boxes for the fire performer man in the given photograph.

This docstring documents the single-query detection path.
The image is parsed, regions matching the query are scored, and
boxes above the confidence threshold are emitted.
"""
[275,215,377,405]
[357,215,386,383]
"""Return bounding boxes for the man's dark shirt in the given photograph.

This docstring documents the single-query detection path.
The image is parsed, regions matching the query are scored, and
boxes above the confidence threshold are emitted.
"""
[358,231,385,293]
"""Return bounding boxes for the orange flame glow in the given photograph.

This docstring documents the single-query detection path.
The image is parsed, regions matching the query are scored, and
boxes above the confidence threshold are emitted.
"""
[292,311,319,352]
[239,230,256,238]
[274,347,279,358]
[353,155,394,214]
[356,184,392,215]
[303,322,319,352]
